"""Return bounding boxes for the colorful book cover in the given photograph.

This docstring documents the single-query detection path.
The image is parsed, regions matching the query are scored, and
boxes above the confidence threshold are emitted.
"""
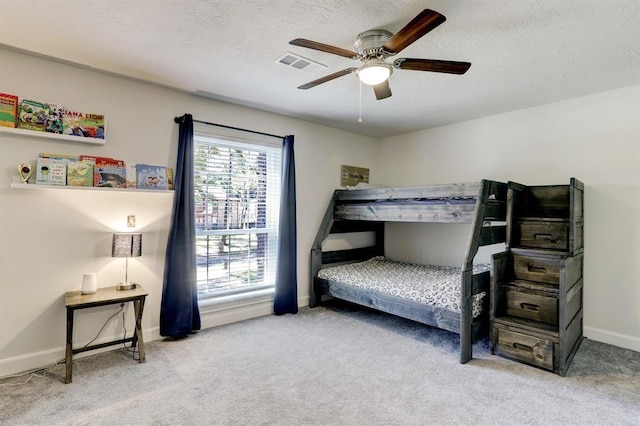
[17,99,50,131]
[79,155,124,167]
[94,165,126,188]
[126,163,137,188]
[166,167,174,190]
[35,158,67,185]
[136,164,168,190]
[62,110,106,139]
[67,161,94,187]
[39,152,79,162]
[45,103,64,134]
[0,93,19,128]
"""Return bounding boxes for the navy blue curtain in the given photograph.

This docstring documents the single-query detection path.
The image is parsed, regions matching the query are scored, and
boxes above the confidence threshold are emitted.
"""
[160,114,201,336]
[273,135,298,315]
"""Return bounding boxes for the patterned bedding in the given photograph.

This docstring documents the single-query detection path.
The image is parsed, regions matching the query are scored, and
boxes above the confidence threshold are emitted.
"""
[317,256,489,318]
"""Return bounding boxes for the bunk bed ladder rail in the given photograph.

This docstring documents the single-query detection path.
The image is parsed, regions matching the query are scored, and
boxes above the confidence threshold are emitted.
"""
[460,179,508,363]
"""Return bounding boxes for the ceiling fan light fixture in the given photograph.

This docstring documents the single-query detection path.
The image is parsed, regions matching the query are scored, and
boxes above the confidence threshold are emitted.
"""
[357,59,392,86]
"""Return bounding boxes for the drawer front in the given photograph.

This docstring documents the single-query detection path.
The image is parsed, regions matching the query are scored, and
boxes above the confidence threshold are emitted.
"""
[513,255,561,284]
[504,287,558,325]
[516,221,568,251]
[496,327,554,370]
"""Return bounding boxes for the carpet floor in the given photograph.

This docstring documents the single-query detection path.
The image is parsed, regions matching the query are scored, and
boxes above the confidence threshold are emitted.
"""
[1,300,639,425]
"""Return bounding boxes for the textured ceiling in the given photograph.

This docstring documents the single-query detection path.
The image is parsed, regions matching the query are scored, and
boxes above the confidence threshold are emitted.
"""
[1,0,639,138]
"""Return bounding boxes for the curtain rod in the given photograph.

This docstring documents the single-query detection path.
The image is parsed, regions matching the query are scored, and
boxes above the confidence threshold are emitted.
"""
[174,115,285,140]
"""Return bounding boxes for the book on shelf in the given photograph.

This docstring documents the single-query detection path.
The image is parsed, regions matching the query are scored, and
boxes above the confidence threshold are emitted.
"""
[39,152,79,162]
[166,167,174,190]
[126,163,137,188]
[35,158,67,186]
[17,99,52,132]
[79,155,125,167]
[62,110,106,139]
[67,161,94,187]
[0,93,19,128]
[135,164,168,190]
[44,103,64,134]
[94,165,127,188]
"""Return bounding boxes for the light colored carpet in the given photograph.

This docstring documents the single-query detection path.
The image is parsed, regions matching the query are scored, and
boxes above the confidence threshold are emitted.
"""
[1,300,639,425]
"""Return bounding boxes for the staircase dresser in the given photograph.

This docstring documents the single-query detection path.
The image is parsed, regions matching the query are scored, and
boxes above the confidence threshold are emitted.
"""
[490,178,584,376]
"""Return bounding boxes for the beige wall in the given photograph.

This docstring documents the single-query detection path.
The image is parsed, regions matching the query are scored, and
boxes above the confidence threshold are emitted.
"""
[0,48,379,376]
[376,85,640,351]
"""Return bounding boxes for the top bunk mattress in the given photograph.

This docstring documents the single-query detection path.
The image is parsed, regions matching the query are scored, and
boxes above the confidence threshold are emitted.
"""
[317,256,489,318]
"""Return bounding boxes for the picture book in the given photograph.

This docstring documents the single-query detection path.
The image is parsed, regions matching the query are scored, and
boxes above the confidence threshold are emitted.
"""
[0,93,18,128]
[39,152,79,162]
[45,103,64,134]
[166,167,174,190]
[79,155,125,167]
[62,110,106,139]
[94,165,126,188]
[135,164,168,190]
[35,158,67,186]
[126,163,137,188]
[67,161,94,187]
[17,99,51,132]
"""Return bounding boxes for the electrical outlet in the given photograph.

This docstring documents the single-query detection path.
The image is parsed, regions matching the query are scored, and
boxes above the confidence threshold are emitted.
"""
[127,215,136,227]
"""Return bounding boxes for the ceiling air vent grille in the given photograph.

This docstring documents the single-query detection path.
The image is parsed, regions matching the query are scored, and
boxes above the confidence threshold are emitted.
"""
[275,52,326,72]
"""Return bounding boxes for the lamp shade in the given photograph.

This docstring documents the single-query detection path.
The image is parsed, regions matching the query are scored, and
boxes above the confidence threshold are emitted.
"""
[112,233,142,258]
[357,59,392,86]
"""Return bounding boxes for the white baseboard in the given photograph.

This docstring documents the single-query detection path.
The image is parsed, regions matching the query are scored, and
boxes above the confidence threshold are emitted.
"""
[584,326,640,352]
[0,335,143,379]
[1,294,308,378]
[0,347,64,379]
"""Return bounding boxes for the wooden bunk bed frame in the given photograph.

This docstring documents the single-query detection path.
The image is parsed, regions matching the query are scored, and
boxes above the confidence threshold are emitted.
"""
[310,180,508,363]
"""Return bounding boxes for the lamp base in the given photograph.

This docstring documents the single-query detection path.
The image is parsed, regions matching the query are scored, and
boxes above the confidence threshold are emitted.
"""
[117,282,137,291]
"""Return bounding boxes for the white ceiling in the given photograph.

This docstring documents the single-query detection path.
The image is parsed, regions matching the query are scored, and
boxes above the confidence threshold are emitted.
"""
[1,0,639,138]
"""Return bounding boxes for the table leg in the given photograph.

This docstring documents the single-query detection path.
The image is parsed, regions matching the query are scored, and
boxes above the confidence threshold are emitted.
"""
[133,296,146,363]
[65,308,74,384]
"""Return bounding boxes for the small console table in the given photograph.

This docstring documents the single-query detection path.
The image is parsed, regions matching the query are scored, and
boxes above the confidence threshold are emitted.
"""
[64,285,148,383]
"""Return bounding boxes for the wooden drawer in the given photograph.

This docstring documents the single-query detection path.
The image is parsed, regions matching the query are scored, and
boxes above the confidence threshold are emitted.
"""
[495,326,554,370]
[513,254,561,284]
[514,220,569,251]
[504,282,558,325]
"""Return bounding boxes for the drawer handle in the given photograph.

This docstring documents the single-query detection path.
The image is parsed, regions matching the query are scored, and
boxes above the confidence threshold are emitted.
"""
[534,233,557,243]
[513,343,534,353]
[520,303,540,311]
[527,264,547,274]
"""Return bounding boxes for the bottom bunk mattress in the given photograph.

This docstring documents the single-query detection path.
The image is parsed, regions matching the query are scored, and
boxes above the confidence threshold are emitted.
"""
[316,256,489,318]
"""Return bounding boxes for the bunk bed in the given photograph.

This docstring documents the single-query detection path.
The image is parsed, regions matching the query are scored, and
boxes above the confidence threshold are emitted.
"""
[310,180,508,363]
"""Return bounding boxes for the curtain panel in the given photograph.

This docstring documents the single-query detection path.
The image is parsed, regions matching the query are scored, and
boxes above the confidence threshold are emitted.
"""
[160,113,201,336]
[273,135,298,315]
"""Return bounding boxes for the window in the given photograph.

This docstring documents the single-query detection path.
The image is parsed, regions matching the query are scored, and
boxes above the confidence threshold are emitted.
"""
[194,132,281,301]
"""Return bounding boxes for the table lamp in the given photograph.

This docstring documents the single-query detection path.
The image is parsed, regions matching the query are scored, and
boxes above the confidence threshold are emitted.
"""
[112,233,142,290]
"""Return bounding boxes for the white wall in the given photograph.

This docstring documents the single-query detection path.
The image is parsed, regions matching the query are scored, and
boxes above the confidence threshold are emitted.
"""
[376,85,640,351]
[0,47,379,376]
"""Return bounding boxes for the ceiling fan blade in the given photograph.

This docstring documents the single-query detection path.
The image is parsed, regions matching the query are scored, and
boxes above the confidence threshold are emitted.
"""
[290,38,359,59]
[297,68,357,90]
[373,80,392,100]
[382,9,446,55]
[394,58,471,74]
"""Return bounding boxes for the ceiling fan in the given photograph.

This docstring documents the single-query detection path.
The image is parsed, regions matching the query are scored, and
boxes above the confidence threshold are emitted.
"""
[289,9,470,100]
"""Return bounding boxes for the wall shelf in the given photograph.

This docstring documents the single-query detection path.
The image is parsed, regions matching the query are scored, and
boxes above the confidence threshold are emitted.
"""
[10,182,173,194]
[0,126,106,146]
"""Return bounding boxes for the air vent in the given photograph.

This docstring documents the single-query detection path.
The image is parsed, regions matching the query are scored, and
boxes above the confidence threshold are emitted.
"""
[275,52,326,73]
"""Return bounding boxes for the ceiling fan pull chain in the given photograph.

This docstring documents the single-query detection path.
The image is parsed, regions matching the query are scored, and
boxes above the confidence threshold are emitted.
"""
[358,79,363,123]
